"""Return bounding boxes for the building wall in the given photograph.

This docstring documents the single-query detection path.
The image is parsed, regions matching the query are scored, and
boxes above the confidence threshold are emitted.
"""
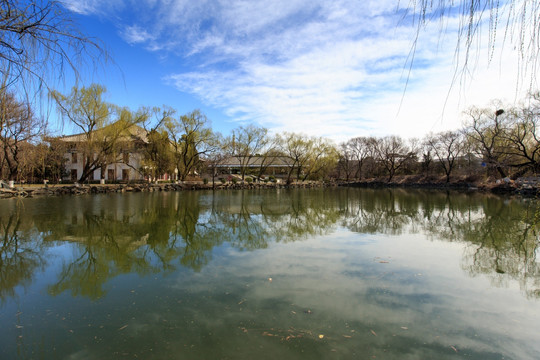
[63,151,145,182]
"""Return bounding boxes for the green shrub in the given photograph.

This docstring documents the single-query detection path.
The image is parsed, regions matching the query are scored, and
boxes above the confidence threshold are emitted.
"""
[232,177,238,184]
[246,177,253,183]
[203,178,208,184]
[220,178,226,184]
[269,175,276,183]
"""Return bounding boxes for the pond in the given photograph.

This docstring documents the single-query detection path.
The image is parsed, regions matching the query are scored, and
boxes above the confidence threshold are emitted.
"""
[0,188,539,359]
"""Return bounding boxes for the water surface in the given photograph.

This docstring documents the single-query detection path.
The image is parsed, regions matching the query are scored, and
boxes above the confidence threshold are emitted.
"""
[0,188,538,359]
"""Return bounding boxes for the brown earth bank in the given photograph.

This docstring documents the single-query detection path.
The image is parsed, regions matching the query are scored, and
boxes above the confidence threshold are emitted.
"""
[0,175,538,198]
[342,174,540,197]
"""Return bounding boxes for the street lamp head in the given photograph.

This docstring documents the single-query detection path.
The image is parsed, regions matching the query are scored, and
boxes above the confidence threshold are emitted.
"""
[495,109,504,116]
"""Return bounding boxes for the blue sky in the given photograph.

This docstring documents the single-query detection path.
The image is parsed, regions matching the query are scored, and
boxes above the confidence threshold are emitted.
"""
[57,0,536,142]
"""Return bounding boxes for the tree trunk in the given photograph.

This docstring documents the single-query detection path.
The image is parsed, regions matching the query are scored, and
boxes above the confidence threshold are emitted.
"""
[495,165,507,179]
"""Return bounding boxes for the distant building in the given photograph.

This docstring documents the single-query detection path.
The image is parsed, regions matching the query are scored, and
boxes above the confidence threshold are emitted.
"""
[57,124,148,182]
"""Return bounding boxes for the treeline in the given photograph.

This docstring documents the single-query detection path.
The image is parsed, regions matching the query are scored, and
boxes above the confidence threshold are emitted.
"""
[0,84,340,184]
[1,84,539,184]
[338,93,539,183]
[1,1,539,185]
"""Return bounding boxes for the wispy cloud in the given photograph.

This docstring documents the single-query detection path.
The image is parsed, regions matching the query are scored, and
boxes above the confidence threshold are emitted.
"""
[121,25,155,45]
[65,0,536,141]
[159,0,452,139]
[62,0,124,15]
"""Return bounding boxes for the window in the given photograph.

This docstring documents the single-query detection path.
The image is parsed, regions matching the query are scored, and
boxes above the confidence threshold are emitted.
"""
[71,152,77,164]
[122,169,129,182]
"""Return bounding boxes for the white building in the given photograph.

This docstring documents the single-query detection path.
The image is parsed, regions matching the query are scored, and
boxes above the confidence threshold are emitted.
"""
[58,124,148,182]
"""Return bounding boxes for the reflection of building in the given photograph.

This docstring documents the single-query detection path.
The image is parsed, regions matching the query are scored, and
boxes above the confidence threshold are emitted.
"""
[57,124,148,182]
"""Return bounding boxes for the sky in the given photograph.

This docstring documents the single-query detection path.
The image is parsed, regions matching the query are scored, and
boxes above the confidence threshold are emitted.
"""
[57,0,538,143]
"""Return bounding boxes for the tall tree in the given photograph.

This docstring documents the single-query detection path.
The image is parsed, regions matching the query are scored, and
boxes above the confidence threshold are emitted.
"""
[338,141,355,182]
[348,136,376,180]
[373,135,417,181]
[202,132,227,188]
[278,132,311,184]
[34,137,67,182]
[300,137,339,181]
[252,136,280,181]
[141,128,174,182]
[425,131,465,183]
[462,105,508,178]
[419,142,433,176]
[500,92,540,177]
[0,90,44,180]
[138,106,175,181]
[165,109,218,181]
[228,124,269,180]
[50,84,145,182]
[277,133,338,182]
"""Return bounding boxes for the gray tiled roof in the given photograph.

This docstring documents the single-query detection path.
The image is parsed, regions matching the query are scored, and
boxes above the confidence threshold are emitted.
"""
[215,156,294,167]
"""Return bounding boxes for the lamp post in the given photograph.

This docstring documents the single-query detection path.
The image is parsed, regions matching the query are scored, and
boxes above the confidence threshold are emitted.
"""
[494,109,505,179]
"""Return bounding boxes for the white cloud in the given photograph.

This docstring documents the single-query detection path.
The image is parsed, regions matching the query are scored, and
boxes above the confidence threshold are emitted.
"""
[163,2,447,141]
[121,25,155,45]
[62,0,96,14]
[69,0,538,141]
[62,0,124,15]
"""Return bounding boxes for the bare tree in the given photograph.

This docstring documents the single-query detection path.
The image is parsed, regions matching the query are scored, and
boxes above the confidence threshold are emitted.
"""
[202,132,227,188]
[425,130,465,183]
[228,124,269,181]
[500,92,540,177]
[463,93,540,179]
[349,136,376,180]
[373,135,417,181]
[462,105,508,178]
[0,90,44,180]
[419,142,433,176]
[34,136,67,182]
[277,132,311,184]
[338,141,355,182]
[252,136,280,181]
[0,0,106,93]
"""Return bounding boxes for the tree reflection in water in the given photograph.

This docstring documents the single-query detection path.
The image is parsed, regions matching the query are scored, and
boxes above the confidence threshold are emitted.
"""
[0,189,537,300]
[0,206,46,303]
[340,188,539,299]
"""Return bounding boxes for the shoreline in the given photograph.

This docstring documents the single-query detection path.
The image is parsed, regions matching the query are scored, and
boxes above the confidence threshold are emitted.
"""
[0,180,329,198]
[341,175,539,197]
[1,177,538,198]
